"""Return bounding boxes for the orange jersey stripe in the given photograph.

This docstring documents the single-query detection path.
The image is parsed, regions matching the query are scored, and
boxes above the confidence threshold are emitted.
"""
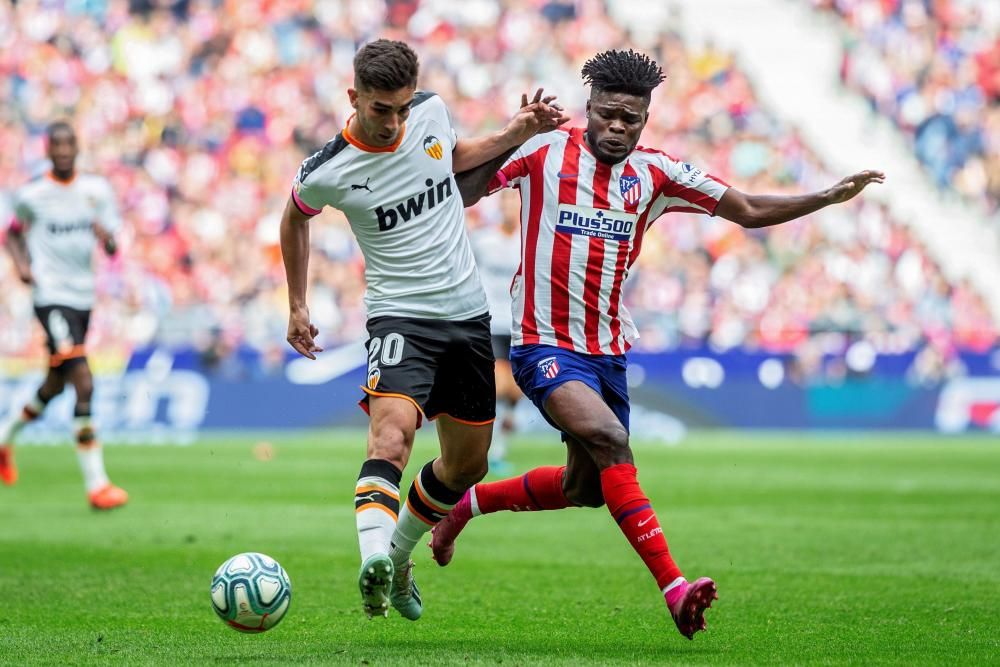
[343,114,406,153]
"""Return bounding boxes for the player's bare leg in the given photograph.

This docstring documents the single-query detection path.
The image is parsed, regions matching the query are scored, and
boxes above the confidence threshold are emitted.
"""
[545,381,717,640]
[0,369,65,486]
[388,416,491,620]
[430,435,599,566]
[357,396,416,619]
[65,359,127,510]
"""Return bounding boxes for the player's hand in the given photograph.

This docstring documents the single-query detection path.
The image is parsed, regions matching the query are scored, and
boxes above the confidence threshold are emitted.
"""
[93,223,117,256]
[504,88,570,144]
[287,307,323,360]
[825,170,885,204]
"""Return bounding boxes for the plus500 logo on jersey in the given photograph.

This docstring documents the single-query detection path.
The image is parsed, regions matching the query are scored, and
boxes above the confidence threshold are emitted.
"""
[556,204,638,242]
[375,176,454,231]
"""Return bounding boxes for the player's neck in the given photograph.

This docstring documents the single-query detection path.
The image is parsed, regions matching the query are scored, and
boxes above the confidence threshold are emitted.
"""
[346,115,379,147]
[49,169,75,184]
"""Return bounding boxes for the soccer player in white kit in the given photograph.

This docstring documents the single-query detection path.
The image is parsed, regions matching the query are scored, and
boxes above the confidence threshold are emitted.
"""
[431,49,885,639]
[0,121,127,511]
[469,208,524,473]
[279,40,566,621]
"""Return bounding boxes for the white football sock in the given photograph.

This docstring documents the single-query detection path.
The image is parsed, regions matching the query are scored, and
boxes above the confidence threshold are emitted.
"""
[74,416,109,493]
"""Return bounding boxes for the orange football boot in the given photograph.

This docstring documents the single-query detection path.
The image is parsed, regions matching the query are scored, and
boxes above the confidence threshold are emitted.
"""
[89,484,128,510]
[0,446,17,486]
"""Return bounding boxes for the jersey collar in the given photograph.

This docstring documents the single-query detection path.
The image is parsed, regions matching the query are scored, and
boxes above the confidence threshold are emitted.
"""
[343,114,406,153]
[46,171,77,185]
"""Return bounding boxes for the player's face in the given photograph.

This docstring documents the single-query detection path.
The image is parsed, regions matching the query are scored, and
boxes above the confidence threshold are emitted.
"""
[47,128,78,176]
[349,85,416,147]
[585,92,648,164]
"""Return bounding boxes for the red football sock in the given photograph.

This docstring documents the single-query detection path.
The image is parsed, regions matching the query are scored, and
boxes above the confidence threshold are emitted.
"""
[473,466,571,514]
[601,463,684,592]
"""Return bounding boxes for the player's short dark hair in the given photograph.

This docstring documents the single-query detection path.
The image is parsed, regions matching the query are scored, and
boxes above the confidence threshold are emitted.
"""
[581,49,665,100]
[353,39,419,91]
[46,120,75,140]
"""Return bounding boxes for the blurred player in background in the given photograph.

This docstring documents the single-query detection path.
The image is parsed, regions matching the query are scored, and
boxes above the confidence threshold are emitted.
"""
[469,200,523,474]
[0,121,127,511]
[432,49,885,639]
[280,40,566,621]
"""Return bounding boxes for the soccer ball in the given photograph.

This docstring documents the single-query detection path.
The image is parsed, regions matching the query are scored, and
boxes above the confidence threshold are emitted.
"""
[210,552,292,632]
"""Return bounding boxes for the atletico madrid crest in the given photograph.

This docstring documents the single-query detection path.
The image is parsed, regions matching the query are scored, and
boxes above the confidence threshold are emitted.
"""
[538,356,560,380]
[619,175,641,206]
[423,136,443,160]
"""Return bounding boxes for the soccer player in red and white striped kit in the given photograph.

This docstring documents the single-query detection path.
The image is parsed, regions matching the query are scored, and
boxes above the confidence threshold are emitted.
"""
[433,49,884,639]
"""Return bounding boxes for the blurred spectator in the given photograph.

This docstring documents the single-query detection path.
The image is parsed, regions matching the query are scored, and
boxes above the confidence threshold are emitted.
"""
[1,0,996,386]
[812,0,1000,211]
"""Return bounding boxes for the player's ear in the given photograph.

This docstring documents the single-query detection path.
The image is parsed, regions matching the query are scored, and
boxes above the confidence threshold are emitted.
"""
[348,88,359,109]
[585,99,591,117]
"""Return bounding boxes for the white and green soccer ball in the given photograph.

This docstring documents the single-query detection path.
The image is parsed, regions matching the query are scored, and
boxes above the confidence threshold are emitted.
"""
[210,552,291,633]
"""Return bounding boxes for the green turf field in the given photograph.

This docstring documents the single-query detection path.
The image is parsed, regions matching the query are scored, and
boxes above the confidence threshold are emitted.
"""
[2,431,998,665]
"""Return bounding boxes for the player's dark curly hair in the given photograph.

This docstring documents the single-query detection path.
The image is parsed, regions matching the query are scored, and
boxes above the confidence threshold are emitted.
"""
[354,39,419,91]
[581,49,665,99]
[46,120,74,140]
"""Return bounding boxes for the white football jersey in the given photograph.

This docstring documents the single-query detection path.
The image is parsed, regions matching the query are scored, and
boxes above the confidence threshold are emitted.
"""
[292,92,488,321]
[470,226,521,335]
[11,172,121,310]
[292,92,487,320]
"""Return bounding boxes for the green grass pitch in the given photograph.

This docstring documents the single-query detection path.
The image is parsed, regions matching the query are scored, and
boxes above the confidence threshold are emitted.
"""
[2,431,998,665]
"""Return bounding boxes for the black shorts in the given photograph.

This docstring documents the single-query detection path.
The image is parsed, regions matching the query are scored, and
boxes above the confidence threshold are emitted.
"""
[360,313,496,427]
[34,305,91,365]
[491,334,512,361]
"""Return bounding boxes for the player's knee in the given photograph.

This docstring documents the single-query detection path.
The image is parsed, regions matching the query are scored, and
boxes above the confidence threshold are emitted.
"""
[563,483,604,508]
[584,422,629,456]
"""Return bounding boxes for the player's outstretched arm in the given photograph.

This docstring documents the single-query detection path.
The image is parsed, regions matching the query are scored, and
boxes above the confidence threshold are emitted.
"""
[3,224,33,285]
[279,197,322,360]
[715,170,885,229]
[455,91,568,206]
[452,88,568,174]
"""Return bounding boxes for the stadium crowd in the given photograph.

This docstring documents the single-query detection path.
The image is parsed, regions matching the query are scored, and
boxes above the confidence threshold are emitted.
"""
[0,0,996,384]
[812,0,1000,212]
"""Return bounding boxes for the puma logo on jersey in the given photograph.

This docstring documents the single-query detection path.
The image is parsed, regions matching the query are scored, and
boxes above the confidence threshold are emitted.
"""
[374,176,454,231]
[351,177,373,192]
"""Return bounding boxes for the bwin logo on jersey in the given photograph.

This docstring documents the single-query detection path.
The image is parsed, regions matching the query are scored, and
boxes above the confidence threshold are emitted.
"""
[375,176,453,231]
[423,135,443,160]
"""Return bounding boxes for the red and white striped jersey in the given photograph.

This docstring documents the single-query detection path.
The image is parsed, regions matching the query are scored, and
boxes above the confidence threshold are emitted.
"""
[488,127,729,355]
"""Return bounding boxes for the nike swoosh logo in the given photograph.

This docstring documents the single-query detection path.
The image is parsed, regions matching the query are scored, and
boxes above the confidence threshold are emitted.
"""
[557,172,578,179]
[637,516,654,527]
